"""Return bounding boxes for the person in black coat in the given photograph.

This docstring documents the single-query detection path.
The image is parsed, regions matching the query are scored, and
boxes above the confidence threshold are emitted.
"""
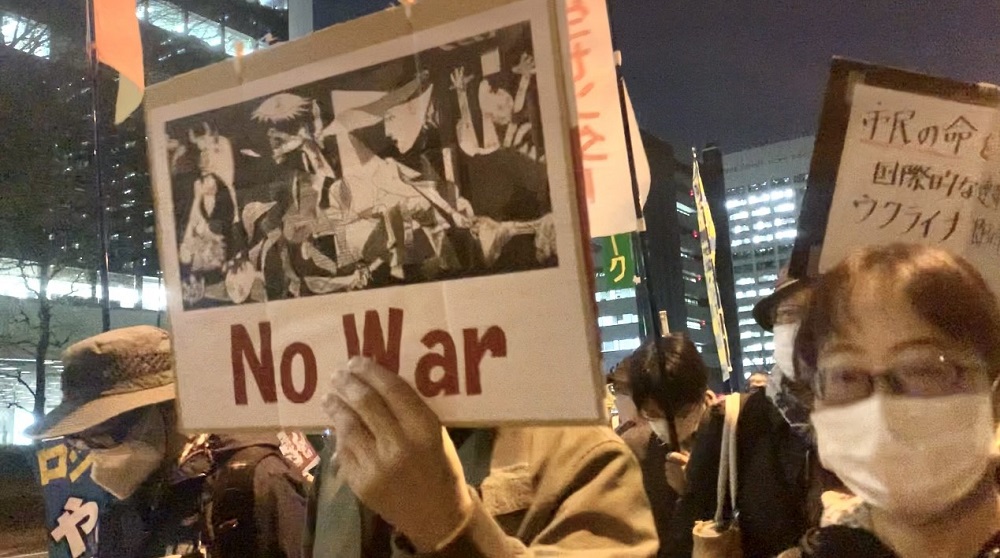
[661,271,837,558]
[614,334,718,555]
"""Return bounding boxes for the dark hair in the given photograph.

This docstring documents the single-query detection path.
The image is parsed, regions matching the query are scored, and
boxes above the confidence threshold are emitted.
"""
[794,243,1000,399]
[621,333,709,417]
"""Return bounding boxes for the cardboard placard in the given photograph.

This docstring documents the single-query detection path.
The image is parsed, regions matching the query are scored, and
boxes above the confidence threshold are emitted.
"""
[791,58,1000,293]
[145,0,603,431]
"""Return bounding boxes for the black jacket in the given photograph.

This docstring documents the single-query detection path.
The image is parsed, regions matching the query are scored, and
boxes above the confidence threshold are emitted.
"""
[785,526,1000,557]
[207,434,309,558]
[663,391,814,558]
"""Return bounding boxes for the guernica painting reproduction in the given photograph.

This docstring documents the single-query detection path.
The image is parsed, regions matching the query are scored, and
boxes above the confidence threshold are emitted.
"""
[146,0,605,430]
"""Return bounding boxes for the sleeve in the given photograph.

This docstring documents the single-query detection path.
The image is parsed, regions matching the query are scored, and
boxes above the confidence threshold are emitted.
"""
[660,407,725,558]
[254,455,309,558]
[421,436,659,557]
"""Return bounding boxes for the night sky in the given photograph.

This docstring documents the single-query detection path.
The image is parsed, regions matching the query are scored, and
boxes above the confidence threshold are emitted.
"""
[610,0,1000,154]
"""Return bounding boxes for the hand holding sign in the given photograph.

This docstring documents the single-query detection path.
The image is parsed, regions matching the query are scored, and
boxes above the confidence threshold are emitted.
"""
[322,358,474,552]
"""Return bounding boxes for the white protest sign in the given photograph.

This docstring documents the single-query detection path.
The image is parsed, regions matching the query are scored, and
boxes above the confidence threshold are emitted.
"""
[564,0,648,237]
[819,82,1000,294]
[145,0,603,431]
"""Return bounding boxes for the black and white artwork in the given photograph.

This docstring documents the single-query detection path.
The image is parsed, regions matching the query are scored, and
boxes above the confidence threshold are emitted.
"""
[163,21,556,310]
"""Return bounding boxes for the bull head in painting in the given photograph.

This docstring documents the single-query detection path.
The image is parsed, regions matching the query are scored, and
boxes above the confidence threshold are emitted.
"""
[189,122,235,191]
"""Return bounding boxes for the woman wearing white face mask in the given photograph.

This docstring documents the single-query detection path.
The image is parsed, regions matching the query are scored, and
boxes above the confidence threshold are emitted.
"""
[780,243,1000,558]
[615,334,714,554]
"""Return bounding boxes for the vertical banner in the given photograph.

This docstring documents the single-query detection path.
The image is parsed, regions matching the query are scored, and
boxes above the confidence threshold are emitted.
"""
[692,156,734,380]
[594,233,635,291]
[35,440,110,558]
[564,0,648,236]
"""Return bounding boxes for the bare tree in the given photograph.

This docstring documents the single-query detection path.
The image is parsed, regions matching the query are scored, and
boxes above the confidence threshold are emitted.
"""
[0,11,51,57]
[0,48,94,421]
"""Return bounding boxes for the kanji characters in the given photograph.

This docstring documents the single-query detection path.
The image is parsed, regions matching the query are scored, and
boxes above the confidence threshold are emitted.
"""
[873,161,900,186]
[50,497,99,558]
[971,217,1000,254]
[943,116,978,155]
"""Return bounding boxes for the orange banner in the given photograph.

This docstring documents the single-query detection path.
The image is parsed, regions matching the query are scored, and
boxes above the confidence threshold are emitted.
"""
[94,0,144,124]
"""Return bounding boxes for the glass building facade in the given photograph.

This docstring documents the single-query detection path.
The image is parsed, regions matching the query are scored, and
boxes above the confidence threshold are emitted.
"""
[722,136,813,371]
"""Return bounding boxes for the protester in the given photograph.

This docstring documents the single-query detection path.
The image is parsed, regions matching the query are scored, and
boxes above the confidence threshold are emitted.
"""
[611,334,715,553]
[755,267,815,440]
[663,269,829,558]
[27,325,308,557]
[744,372,770,394]
[307,357,659,557]
[779,243,1000,558]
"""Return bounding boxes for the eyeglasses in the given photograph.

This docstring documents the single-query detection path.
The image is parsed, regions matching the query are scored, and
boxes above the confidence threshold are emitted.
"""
[607,380,630,396]
[814,354,988,405]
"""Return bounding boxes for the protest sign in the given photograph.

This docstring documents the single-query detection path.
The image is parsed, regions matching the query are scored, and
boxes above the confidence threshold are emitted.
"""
[790,58,1000,295]
[563,0,649,237]
[277,430,320,481]
[145,0,603,430]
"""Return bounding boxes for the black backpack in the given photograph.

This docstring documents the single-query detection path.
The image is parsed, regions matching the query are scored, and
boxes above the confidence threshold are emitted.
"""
[203,444,287,558]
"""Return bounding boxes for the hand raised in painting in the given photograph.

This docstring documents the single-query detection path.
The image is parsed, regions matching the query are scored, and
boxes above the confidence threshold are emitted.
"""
[513,52,536,77]
[322,358,473,552]
[449,67,472,92]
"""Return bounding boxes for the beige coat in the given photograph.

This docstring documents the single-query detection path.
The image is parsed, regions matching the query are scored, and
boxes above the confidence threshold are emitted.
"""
[307,425,659,557]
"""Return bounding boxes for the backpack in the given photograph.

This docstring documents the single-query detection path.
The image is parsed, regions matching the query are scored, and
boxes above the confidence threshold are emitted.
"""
[203,445,287,558]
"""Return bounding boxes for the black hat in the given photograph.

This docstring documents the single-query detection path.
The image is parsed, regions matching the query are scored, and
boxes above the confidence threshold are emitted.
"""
[752,267,809,332]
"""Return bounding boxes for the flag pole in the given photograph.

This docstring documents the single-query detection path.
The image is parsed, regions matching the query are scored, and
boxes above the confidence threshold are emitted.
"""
[603,0,682,450]
[603,0,660,341]
[86,0,113,332]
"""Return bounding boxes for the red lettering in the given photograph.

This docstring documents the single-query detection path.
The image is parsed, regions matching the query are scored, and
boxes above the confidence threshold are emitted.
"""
[342,308,404,373]
[580,124,608,161]
[280,342,317,404]
[231,323,277,405]
[566,0,590,26]
[463,327,507,396]
[570,40,591,83]
[415,330,459,397]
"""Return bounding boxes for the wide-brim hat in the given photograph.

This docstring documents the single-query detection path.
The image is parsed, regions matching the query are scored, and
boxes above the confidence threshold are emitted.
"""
[27,326,176,440]
[752,271,809,332]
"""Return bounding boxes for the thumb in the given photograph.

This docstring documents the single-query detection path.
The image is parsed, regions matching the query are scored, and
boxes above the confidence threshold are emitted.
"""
[666,452,690,466]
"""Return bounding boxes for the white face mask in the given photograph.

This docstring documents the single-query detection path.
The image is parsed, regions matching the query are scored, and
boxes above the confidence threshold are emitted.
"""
[646,402,706,449]
[771,323,798,377]
[89,407,168,501]
[648,418,672,445]
[812,393,996,520]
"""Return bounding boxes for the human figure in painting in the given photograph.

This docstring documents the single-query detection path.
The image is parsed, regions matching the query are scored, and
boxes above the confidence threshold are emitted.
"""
[176,123,245,306]
[449,51,554,271]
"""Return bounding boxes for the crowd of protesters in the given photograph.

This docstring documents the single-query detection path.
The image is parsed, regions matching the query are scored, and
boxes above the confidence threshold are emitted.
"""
[29,242,1000,557]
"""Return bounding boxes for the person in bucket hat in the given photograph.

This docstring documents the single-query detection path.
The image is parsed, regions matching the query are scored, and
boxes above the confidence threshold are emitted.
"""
[28,325,176,441]
[29,326,308,558]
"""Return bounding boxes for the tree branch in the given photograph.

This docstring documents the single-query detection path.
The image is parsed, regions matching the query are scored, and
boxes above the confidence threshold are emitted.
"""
[0,371,37,399]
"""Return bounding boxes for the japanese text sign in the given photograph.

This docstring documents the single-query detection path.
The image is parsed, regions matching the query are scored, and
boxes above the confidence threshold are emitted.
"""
[564,0,644,237]
[793,59,1000,295]
[36,440,109,558]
